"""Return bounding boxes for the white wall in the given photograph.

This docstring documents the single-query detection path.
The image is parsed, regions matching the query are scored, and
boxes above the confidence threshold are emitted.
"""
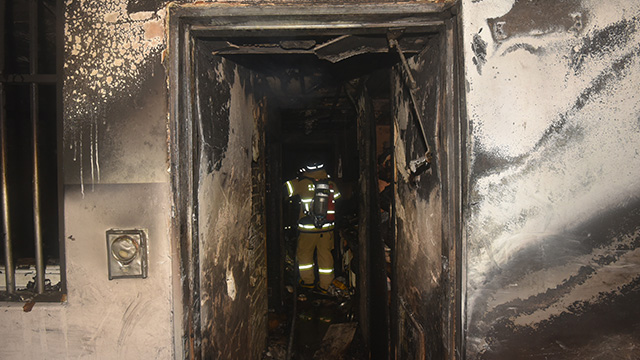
[0,183,173,359]
[462,0,640,357]
[0,1,175,358]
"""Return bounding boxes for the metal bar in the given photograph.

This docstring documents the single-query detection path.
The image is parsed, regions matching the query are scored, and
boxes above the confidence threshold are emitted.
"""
[57,0,68,297]
[1,83,16,294]
[0,74,58,84]
[30,0,45,294]
[0,0,16,296]
[389,38,432,157]
[0,0,5,74]
[389,39,417,87]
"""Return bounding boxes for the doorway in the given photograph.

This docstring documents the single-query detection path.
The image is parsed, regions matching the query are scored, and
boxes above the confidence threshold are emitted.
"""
[168,3,464,359]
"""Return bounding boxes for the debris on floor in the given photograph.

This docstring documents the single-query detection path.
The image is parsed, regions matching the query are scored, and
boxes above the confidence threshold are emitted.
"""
[263,287,364,360]
[313,322,358,359]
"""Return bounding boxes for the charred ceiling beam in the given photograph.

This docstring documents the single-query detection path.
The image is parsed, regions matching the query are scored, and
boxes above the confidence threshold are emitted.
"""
[315,33,428,63]
[210,40,313,56]
[208,33,433,62]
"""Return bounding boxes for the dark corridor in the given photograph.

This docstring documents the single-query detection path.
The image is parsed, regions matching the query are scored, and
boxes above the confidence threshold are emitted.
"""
[227,47,402,360]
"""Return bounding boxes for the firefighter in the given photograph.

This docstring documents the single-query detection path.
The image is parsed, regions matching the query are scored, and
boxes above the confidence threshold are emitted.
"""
[285,162,341,293]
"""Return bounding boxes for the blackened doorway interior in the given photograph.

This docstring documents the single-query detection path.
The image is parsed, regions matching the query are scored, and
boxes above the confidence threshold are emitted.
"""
[168,4,464,359]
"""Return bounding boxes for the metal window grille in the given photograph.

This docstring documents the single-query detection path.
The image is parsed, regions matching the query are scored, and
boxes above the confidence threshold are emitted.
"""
[0,0,65,301]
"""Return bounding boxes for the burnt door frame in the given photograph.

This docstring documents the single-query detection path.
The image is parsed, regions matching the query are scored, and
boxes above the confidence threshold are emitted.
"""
[389,14,465,359]
[167,3,463,359]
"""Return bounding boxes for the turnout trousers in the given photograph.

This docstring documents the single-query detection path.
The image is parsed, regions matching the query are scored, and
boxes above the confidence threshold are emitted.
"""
[297,230,334,290]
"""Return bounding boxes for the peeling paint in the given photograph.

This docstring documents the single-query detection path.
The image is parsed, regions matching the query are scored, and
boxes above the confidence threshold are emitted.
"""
[226,268,237,300]
[487,0,585,42]
[64,0,167,187]
[65,1,165,122]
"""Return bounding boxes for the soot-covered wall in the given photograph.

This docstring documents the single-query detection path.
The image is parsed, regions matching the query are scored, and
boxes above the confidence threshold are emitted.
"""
[393,35,446,359]
[463,0,640,358]
[195,46,267,359]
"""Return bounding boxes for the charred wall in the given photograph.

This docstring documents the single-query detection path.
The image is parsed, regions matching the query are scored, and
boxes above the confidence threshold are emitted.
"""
[462,0,640,358]
[249,94,268,360]
[195,43,267,359]
[393,36,446,359]
[196,46,266,359]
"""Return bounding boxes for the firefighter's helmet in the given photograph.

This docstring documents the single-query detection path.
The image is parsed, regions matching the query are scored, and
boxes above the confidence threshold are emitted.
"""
[304,161,324,173]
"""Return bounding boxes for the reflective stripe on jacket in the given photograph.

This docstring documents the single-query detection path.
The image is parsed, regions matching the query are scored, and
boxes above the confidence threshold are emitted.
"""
[285,169,340,233]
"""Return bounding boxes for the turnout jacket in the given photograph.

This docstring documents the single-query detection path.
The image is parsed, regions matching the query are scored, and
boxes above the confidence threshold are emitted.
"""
[285,168,341,233]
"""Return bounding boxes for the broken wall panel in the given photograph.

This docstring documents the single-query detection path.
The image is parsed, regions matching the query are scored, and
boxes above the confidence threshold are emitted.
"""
[393,36,446,359]
[462,0,640,358]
